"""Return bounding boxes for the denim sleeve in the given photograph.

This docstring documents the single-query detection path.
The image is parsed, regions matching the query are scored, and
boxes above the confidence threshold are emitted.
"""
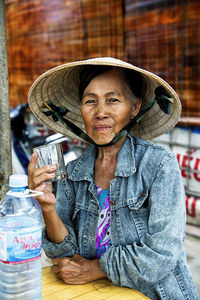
[99,154,186,286]
[42,178,78,259]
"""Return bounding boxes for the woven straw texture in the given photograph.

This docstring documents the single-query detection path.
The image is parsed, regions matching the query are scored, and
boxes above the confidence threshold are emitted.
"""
[28,57,181,141]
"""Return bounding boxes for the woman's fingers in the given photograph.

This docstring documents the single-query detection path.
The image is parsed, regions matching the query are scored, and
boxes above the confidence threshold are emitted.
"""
[33,164,57,178]
[28,153,57,188]
[51,257,74,268]
[32,171,55,187]
[51,255,103,285]
[51,257,81,273]
[51,257,68,266]
[27,153,58,213]
[28,152,38,179]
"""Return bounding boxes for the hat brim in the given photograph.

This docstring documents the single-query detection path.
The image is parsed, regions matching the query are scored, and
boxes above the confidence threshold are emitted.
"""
[28,57,181,141]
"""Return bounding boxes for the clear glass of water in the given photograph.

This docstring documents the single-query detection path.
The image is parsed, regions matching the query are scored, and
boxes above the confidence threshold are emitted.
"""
[33,143,67,182]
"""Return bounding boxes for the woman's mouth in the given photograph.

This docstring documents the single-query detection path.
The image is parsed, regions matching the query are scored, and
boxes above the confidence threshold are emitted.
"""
[94,125,112,132]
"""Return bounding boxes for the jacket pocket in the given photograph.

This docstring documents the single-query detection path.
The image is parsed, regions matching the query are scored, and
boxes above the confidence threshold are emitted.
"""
[127,191,149,215]
[72,201,99,221]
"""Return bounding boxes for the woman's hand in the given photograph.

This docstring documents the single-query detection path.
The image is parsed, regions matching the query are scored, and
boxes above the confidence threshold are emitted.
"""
[51,254,107,285]
[28,152,57,213]
[28,152,69,243]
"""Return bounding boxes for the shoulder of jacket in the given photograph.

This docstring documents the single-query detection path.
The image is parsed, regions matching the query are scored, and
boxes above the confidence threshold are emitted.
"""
[132,135,175,158]
[66,154,83,173]
[65,144,94,174]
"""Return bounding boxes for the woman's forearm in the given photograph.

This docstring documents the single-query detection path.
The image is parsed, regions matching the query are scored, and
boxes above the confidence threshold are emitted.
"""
[43,208,69,244]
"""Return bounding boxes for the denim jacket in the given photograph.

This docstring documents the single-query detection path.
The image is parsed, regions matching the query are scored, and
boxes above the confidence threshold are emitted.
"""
[42,134,199,300]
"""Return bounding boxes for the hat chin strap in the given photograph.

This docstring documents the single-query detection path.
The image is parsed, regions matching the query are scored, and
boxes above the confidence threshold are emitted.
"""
[41,86,174,147]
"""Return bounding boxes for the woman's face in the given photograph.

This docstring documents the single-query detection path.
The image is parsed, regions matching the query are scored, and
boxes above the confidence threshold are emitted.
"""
[81,68,141,145]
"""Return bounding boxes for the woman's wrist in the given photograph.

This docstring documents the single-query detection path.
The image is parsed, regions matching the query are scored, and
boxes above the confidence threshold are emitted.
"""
[42,205,57,217]
[89,258,107,280]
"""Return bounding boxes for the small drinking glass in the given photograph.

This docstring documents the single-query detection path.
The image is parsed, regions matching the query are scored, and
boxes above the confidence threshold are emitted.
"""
[33,143,67,182]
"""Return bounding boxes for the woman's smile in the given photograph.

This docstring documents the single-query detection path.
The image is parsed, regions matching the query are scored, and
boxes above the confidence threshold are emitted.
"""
[94,125,112,132]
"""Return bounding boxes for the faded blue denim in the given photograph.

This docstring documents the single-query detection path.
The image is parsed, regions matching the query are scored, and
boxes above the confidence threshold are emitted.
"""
[42,134,199,300]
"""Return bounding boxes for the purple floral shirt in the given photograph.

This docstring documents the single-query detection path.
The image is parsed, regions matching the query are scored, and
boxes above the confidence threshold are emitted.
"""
[95,185,111,258]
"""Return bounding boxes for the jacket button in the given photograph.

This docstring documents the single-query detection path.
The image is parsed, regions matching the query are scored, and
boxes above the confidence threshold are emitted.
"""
[110,200,115,206]
[141,192,146,197]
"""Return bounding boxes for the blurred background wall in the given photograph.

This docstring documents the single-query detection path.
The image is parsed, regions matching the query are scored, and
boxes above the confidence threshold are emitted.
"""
[5,0,123,107]
[5,0,200,121]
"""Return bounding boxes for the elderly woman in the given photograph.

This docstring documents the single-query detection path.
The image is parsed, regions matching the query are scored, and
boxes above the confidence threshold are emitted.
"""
[28,58,198,299]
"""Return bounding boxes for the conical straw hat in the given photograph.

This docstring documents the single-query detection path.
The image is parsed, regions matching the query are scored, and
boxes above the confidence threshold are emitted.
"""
[28,57,181,141]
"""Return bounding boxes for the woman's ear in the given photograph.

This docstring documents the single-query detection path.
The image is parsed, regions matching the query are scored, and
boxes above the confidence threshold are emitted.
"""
[131,98,142,118]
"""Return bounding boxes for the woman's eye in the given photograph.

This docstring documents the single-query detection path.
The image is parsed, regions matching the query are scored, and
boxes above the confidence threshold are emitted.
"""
[85,99,96,104]
[108,98,120,103]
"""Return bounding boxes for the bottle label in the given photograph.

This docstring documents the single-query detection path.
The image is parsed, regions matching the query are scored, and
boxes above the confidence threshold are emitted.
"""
[0,222,42,264]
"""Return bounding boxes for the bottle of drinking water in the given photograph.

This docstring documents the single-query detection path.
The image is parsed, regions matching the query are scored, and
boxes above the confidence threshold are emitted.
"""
[0,174,42,300]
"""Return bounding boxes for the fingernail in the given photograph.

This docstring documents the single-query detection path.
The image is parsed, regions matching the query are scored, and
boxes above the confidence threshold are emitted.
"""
[50,165,56,170]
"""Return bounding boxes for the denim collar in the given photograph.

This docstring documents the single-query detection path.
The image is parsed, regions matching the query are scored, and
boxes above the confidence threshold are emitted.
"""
[68,134,136,182]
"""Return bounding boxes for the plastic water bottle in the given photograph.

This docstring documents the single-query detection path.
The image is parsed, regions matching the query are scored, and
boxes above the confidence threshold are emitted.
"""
[0,175,42,300]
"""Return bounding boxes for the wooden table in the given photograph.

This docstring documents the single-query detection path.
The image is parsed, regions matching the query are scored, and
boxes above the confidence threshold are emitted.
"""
[42,267,149,299]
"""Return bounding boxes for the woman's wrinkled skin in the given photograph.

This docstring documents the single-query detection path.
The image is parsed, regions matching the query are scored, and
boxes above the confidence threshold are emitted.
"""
[28,68,141,284]
[81,68,141,145]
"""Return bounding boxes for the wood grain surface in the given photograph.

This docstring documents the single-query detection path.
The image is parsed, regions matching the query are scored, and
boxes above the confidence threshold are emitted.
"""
[42,266,150,299]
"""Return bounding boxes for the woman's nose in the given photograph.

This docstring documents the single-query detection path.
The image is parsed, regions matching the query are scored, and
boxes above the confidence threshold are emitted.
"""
[95,102,108,119]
